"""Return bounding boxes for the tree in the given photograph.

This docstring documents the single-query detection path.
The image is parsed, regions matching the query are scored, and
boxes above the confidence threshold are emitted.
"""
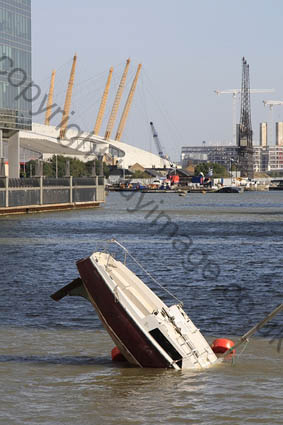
[85,160,110,178]
[43,160,54,177]
[24,156,109,178]
[50,155,69,177]
[70,158,87,177]
[24,160,36,177]
[194,162,230,178]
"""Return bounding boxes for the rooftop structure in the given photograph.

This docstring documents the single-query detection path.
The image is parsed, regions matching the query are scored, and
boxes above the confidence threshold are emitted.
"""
[18,123,173,170]
[2,49,174,175]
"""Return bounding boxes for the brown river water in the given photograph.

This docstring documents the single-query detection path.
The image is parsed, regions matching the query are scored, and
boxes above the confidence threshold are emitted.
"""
[0,192,283,424]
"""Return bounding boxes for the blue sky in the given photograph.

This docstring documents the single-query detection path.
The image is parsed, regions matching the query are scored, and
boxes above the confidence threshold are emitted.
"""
[32,0,283,160]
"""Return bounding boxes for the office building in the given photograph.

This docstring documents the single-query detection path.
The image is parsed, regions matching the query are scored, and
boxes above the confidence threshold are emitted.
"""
[260,122,268,147]
[0,0,31,133]
[181,145,238,169]
[0,0,31,177]
[276,122,283,146]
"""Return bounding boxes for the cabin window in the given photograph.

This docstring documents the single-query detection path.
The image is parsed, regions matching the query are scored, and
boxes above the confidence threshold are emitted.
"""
[149,328,182,368]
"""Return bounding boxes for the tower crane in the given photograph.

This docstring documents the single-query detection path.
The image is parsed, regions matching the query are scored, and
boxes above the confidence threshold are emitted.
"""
[263,100,283,145]
[214,88,275,145]
[149,121,167,160]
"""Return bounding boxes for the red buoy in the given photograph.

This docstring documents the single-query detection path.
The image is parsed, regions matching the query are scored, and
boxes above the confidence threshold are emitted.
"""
[211,338,236,356]
[111,346,127,362]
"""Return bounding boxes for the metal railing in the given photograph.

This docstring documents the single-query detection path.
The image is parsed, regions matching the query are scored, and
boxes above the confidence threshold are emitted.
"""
[0,176,105,208]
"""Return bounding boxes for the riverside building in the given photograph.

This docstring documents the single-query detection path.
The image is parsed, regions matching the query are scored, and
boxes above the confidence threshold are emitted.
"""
[181,145,238,169]
[254,122,283,172]
[0,0,31,177]
[182,122,283,174]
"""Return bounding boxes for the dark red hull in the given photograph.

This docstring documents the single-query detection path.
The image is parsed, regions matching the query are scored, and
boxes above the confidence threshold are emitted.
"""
[77,257,170,368]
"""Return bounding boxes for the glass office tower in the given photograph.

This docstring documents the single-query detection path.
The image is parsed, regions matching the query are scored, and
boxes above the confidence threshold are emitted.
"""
[0,0,31,136]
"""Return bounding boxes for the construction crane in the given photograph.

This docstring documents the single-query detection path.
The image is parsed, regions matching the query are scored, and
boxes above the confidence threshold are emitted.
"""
[149,121,167,160]
[215,88,275,145]
[238,57,253,178]
[263,100,283,145]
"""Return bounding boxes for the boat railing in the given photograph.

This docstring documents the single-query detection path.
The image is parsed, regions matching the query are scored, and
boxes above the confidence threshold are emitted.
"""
[105,239,184,307]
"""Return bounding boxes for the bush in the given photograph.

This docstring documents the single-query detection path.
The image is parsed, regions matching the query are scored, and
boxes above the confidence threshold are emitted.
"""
[194,162,230,178]
[25,156,109,178]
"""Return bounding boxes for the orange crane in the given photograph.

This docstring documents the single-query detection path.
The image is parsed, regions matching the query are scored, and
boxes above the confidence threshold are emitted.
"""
[94,67,113,135]
[45,69,56,126]
[59,54,77,139]
[115,63,142,141]
[104,58,130,139]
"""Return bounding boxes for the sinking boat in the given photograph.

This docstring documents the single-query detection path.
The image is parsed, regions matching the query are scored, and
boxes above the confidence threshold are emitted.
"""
[51,241,218,370]
[51,240,283,370]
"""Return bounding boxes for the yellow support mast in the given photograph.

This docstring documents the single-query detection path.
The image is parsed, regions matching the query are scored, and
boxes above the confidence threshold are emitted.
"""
[104,58,130,140]
[94,67,113,135]
[59,54,77,139]
[45,69,56,126]
[115,63,142,141]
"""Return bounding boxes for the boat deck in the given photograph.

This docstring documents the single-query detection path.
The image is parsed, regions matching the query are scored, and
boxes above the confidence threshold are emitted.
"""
[93,252,164,318]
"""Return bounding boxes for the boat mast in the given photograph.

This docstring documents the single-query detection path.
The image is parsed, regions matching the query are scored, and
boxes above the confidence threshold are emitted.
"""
[221,303,283,358]
[104,58,130,140]
[115,63,142,141]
